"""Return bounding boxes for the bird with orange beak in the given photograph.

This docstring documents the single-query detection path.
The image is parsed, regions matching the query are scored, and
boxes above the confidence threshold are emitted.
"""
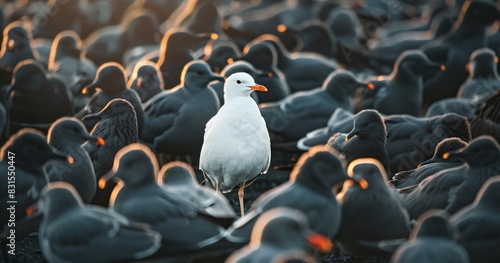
[200,72,271,217]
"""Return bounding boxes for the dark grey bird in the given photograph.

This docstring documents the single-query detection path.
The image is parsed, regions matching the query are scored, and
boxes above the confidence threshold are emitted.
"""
[202,39,240,74]
[385,113,471,173]
[46,117,103,203]
[450,176,500,263]
[468,90,500,141]
[457,48,500,100]
[84,9,160,67]
[102,143,227,249]
[0,21,38,86]
[253,36,338,93]
[128,60,164,103]
[421,1,500,107]
[391,210,469,263]
[158,161,237,227]
[75,62,144,135]
[226,146,350,243]
[38,182,161,263]
[336,159,410,256]
[82,99,139,206]
[260,70,369,142]
[0,129,67,233]
[444,136,500,214]
[390,137,468,189]
[5,59,73,135]
[341,109,391,175]
[48,30,97,112]
[357,50,444,116]
[156,29,213,90]
[142,60,222,157]
[226,208,333,263]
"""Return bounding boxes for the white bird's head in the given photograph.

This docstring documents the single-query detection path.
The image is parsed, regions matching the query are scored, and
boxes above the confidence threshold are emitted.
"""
[223,72,267,100]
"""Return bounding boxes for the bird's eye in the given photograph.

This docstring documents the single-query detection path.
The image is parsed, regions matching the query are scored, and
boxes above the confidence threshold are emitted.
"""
[236,80,241,84]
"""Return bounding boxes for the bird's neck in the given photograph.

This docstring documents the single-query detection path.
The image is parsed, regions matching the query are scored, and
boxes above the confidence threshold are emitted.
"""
[449,18,488,40]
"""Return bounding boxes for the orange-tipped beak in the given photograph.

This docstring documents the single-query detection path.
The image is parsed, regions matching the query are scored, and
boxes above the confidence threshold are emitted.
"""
[440,65,446,71]
[82,87,88,94]
[357,178,369,189]
[8,39,15,51]
[97,137,105,146]
[367,83,375,90]
[98,177,107,189]
[496,56,499,63]
[137,77,143,88]
[67,155,74,164]
[267,72,273,78]
[227,58,234,64]
[26,203,38,216]
[210,33,218,40]
[308,233,333,253]
[277,24,287,33]
[442,152,449,159]
[250,84,267,92]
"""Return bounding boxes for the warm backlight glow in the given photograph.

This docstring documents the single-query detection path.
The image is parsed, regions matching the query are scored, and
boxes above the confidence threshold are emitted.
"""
[210,33,218,40]
[82,87,88,94]
[227,58,234,64]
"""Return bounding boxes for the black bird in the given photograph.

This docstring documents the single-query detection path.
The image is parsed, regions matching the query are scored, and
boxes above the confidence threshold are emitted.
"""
[5,59,73,135]
[128,60,164,103]
[202,39,240,74]
[457,48,500,100]
[278,20,337,59]
[156,29,213,90]
[48,30,97,112]
[38,182,161,263]
[342,109,391,175]
[390,137,468,189]
[142,60,222,158]
[450,176,500,263]
[226,208,333,263]
[83,99,139,206]
[102,143,227,250]
[421,1,500,107]
[46,117,102,203]
[260,70,369,142]
[357,50,444,116]
[158,161,237,227]
[0,22,38,86]
[226,146,350,243]
[336,159,410,256]
[444,136,500,214]
[75,62,144,135]
[0,129,67,233]
[391,210,469,263]
[84,9,160,66]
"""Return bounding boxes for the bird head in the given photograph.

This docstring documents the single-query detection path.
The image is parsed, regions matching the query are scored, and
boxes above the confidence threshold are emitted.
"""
[223,72,267,99]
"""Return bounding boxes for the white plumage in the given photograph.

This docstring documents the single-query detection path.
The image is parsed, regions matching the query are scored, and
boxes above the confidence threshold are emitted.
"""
[200,72,271,216]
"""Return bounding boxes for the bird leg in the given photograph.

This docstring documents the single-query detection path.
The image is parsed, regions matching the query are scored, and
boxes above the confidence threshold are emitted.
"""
[238,184,245,217]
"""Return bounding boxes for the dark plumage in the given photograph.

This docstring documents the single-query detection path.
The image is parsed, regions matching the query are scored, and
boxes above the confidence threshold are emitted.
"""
[83,99,139,206]
[46,117,101,203]
[457,48,500,100]
[391,211,469,263]
[48,30,97,112]
[444,136,500,214]
[0,129,67,233]
[5,59,73,135]
[369,50,443,116]
[336,159,410,256]
[260,70,368,141]
[390,137,468,189]
[156,30,213,90]
[103,144,226,249]
[202,40,240,74]
[226,208,332,263]
[451,176,500,263]
[226,146,349,243]
[38,182,161,263]
[158,161,237,226]
[76,62,144,135]
[341,109,390,174]
[142,60,222,156]
[128,60,164,103]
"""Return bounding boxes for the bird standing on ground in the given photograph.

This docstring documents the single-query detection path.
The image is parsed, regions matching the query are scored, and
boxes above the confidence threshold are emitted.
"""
[200,72,270,217]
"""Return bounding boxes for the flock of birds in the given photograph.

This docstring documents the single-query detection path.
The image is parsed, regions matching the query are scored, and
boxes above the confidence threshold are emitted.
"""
[0,0,500,262]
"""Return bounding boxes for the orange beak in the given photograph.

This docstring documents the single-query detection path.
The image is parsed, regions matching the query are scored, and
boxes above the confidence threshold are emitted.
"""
[440,65,446,71]
[137,77,143,88]
[308,233,333,253]
[442,152,449,159]
[367,83,375,90]
[249,84,267,92]
[97,137,105,146]
[357,178,369,190]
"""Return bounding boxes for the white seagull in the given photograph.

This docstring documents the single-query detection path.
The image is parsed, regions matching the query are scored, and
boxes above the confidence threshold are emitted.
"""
[200,72,271,216]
